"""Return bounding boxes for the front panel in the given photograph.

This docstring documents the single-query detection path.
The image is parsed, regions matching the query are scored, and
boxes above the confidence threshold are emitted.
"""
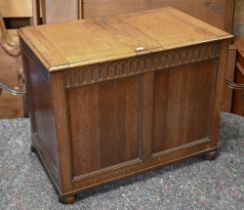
[67,76,143,178]
[153,60,218,154]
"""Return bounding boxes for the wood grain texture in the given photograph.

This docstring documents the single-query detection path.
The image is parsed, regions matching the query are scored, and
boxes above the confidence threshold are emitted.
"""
[19,7,232,72]
[35,0,234,32]
[20,42,62,196]
[223,45,237,112]
[68,76,142,177]
[234,0,244,36]
[23,46,58,171]
[20,8,232,203]
[83,0,234,32]
[234,0,244,24]
[142,71,154,160]
[153,60,217,153]
[210,41,230,148]
[50,71,73,193]
[64,43,221,89]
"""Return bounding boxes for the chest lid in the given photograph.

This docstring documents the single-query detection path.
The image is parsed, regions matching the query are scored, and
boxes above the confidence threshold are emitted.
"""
[19,7,232,72]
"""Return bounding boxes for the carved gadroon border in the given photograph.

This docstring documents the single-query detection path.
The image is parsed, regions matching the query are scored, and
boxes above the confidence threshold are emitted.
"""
[65,43,220,89]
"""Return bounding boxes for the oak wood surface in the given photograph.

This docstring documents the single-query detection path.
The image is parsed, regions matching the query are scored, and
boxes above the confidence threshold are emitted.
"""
[83,0,234,32]
[37,0,234,33]
[223,45,237,112]
[234,0,244,25]
[153,60,217,153]
[69,76,141,176]
[21,44,61,189]
[20,8,232,203]
[209,41,230,148]
[234,0,244,36]
[19,7,232,72]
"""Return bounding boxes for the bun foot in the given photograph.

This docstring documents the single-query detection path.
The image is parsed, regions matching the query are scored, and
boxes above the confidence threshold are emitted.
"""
[59,195,76,204]
[204,150,218,161]
[30,144,37,153]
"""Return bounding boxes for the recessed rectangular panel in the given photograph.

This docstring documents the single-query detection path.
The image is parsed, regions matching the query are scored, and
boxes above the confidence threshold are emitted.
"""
[152,60,218,153]
[68,76,142,177]
[29,60,58,168]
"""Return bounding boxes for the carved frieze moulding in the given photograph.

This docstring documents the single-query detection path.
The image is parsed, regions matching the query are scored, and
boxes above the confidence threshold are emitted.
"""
[65,43,220,89]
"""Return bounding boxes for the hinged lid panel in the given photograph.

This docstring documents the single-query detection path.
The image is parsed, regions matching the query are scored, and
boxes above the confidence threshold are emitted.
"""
[19,7,232,71]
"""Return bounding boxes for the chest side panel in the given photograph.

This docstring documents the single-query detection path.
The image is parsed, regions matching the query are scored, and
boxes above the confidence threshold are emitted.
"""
[21,40,59,182]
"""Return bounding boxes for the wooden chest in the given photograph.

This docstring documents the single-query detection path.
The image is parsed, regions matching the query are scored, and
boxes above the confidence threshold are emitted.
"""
[19,7,232,204]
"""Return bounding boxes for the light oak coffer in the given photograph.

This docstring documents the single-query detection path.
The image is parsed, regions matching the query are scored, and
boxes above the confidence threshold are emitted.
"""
[19,7,232,204]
